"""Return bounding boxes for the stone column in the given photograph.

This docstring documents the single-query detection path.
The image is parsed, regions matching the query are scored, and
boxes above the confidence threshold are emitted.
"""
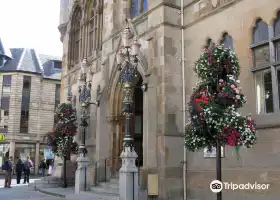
[9,141,15,159]
[75,156,90,194]
[35,142,40,174]
[119,146,139,200]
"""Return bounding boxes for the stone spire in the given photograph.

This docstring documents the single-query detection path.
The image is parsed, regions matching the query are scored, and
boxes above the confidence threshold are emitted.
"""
[0,38,12,59]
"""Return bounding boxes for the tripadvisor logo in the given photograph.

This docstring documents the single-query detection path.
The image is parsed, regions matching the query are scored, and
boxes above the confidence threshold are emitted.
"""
[210,180,269,193]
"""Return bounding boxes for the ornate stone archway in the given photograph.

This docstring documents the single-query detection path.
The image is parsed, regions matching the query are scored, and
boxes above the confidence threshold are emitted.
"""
[107,61,149,176]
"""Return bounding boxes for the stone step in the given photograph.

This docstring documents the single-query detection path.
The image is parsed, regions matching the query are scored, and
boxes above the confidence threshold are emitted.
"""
[99,181,119,189]
[89,185,119,196]
[67,192,119,200]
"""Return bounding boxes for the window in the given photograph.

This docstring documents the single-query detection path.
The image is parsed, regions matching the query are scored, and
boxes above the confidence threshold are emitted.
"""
[20,76,31,133]
[1,75,11,132]
[20,110,29,133]
[220,33,233,50]
[131,0,148,18]
[53,61,62,69]
[274,13,280,62]
[251,17,280,114]
[55,84,61,110]
[3,75,11,87]
[253,19,269,43]
[276,42,280,62]
[70,7,82,65]
[255,70,274,114]
[87,0,103,57]
[4,110,8,116]
[253,45,270,68]
[274,11,280,37]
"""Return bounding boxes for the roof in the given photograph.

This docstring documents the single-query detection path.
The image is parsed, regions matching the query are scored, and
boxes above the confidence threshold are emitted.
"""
[0,47,62,80]
[0,38,12,58]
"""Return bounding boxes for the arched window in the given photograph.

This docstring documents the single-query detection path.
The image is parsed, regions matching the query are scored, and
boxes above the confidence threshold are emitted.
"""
[274,11,280,62]
[70,7,82,65]
[274,11,280,36]
[130,0,148,18]
[87,0,103,57]
[251,18,274,114]
[220,33,233,50]
[253,19,269,43]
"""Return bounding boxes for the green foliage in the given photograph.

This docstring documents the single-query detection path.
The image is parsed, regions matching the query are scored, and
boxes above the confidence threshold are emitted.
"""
[47,103,78,157]
[185,44,257,151]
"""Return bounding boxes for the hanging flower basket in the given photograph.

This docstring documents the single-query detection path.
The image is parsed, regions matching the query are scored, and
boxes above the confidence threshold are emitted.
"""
[185,44,257,152]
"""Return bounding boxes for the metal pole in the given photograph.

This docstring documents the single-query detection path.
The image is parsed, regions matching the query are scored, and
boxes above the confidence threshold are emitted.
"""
[83,127,86,156]
[105,159,107,182]
[63,155,67,188]
[216,140,222,200]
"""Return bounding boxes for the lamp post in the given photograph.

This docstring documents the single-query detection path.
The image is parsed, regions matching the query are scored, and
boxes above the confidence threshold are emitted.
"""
[116,21,141,200]
[75,58,99,194]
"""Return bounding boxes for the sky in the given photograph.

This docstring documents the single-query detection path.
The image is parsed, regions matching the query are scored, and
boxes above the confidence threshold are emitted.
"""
[0,0,62,57]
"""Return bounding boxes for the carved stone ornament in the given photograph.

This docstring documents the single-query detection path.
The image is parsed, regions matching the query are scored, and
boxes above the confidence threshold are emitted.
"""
[211,0,218,7]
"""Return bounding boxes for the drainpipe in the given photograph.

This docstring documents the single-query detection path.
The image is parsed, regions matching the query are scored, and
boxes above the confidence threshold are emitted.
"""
[180,0,187,200]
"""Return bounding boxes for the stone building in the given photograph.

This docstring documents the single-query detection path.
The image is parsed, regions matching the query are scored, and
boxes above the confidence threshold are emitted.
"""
[0,38,61,174]
[58,0,280,199]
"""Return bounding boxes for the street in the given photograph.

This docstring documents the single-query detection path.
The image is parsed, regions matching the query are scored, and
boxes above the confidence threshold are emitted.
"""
[0,177,62,200]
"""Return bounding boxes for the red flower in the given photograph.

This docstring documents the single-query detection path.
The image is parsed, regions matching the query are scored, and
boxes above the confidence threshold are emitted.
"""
[194,98,202,103]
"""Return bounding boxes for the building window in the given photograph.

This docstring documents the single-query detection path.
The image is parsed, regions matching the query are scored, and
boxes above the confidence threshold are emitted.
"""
[69,7,82,66]
[4,110,8,116]
[53,61,62,69]
[255,70,274,114]
[87,0,103,57]
[274,11,280,37]
[20,76,31,133]
[131,0,148,18]
[274,12,280,62]
[253,19,269,43]
[0,75,11,133]
[220,33,233,50]
[55,84,61,110]
[251,16,280,114]
[276,42,280,62]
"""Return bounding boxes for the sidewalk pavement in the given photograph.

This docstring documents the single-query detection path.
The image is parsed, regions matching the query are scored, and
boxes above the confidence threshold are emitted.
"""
[35,187,119,200]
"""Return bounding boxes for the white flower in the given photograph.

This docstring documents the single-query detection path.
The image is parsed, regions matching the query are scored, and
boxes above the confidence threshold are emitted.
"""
[236,95,240,99]
[236,80,240,84]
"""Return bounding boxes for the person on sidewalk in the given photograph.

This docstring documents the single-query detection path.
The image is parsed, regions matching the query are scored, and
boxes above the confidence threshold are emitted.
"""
[15,157,24,184]
[1,156,13,188]
[39,159,47,178]
[23,156,33,184]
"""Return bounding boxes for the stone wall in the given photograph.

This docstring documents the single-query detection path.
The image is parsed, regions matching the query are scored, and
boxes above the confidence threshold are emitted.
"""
[58,0,280,199]
[184,0,280,199]
[0,73,59,140]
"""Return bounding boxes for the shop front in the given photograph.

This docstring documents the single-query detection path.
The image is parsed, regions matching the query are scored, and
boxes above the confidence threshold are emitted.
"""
[0,143,9,167]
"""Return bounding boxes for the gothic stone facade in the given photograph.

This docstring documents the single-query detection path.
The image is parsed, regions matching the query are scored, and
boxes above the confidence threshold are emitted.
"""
[59,0,280,199]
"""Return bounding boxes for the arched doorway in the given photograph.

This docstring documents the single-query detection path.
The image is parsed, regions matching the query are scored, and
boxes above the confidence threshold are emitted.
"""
[118,75,143,166]
[110,73,144,174]
[133,77,143,167]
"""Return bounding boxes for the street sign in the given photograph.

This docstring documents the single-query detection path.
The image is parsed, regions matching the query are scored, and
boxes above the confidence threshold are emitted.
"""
[0,133,5,141]
[204,146,224,158]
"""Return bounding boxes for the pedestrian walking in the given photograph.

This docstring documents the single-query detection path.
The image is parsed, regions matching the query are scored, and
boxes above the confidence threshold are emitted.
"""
[15,157,24,184]
[39,159,47,178]
[23,156,33,184]
[1,156,13,188]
